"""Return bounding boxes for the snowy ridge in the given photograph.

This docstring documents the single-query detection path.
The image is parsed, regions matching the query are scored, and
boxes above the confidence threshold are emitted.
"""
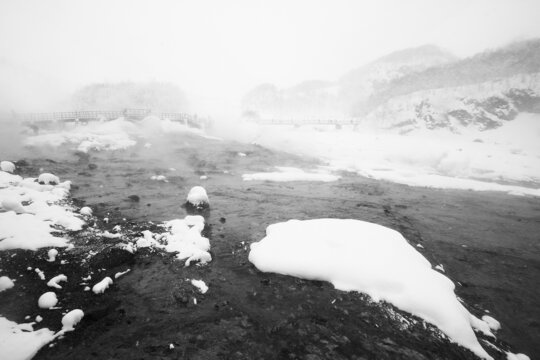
[364,73,540,132]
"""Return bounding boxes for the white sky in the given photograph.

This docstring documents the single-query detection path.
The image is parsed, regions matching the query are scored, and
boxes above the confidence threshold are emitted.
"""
[1,0,539,112]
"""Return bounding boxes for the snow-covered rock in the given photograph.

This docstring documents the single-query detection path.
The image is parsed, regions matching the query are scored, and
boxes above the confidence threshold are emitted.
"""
[0,161,16,173]
[92,277,113,294]
[79,206,93,216]
[186,186,209,207]
[0,276,15,292]
[38,292,58,309]
[61,309,84,331]
[249,219,492,359]
[47,249,58,262]
[190,279,208,294]
[47,274,67,289]
[37,173,60,185]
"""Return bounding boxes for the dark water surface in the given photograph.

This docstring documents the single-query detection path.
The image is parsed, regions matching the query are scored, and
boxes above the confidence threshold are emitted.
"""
[1,128,539,359]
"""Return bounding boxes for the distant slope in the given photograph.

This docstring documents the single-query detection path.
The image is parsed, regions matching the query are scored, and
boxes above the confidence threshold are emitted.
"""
[364,39,540,132]
[367,39,540,113]
[242,45,456,119]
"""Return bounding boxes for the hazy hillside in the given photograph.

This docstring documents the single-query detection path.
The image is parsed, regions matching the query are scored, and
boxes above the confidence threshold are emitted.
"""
[242,45,456,119]
[71,82,189,112]
[366,39,540,113]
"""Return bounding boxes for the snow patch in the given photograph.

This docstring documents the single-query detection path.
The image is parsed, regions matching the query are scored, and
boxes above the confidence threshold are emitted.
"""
[242,166,340,182]
[47,274,67,289]
[0,316,55,360]
[47,249,58,262]
[61,309,84,332]
[190,279,208,294]
[92,277,113,294]
[0,276,15,292]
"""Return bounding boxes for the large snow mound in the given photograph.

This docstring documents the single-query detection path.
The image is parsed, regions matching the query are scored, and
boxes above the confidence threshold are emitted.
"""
[249,219,491,359]
[242,166,340,182]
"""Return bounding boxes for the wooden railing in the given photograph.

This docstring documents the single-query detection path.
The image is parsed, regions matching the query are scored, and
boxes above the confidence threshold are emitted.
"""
[13,109,205,128]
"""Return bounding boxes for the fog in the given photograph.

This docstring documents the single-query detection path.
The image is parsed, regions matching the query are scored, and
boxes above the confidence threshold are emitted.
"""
[1,0,540,116]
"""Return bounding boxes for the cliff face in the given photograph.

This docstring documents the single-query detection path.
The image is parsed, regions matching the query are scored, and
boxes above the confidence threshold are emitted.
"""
[364,73,540,133]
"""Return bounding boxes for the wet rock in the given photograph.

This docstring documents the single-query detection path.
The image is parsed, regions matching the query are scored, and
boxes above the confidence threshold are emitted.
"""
[89,247,135,269]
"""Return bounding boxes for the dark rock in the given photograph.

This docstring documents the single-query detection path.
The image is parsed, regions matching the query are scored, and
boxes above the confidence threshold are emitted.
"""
[128,195,140,202]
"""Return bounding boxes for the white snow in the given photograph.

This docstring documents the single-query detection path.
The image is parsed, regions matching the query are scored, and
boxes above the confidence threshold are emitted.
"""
[24,118,137,153]
[38,292,58,309]
[0,316,55,360]
[242,166,340,182]
[230,114,540,195]
[35,268,45,280]
[482,315,501,331]
[47,249,58,262]
[101,231,122,239]
[151,175,168,182]
[37,173,59,185]
[248,219,492,359]
[92,277,113,294]
[0,171,83,251]
[61,309,84,332]
[0,276,15,292]
[186,186,209,207]
[114,269,130,279]
[47,274,67,289]
[163,215,211,266]
[506,352,531,360]
[0,161,16,173]
[79,207,93,216]
[190,279,208,294]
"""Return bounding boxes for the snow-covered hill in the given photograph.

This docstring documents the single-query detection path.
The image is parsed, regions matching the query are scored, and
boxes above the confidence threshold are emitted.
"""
[364,72,540,133]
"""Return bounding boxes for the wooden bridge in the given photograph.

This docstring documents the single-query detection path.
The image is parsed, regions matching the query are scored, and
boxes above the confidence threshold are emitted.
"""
[13,109,205,129]
[255,118,359,127]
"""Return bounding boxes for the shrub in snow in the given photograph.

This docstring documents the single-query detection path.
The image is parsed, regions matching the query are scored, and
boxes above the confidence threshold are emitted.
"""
[186,186,209,208]
[0,161,16,173]
[38,292,58,309]
[47,249,58,262]
[47,274,67,289]
[79,207,93,216]
[0,276,15,292]
[249,219,491,360]
[92,277,113,294]
[37,173,59,185]
[61,309,84,331]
